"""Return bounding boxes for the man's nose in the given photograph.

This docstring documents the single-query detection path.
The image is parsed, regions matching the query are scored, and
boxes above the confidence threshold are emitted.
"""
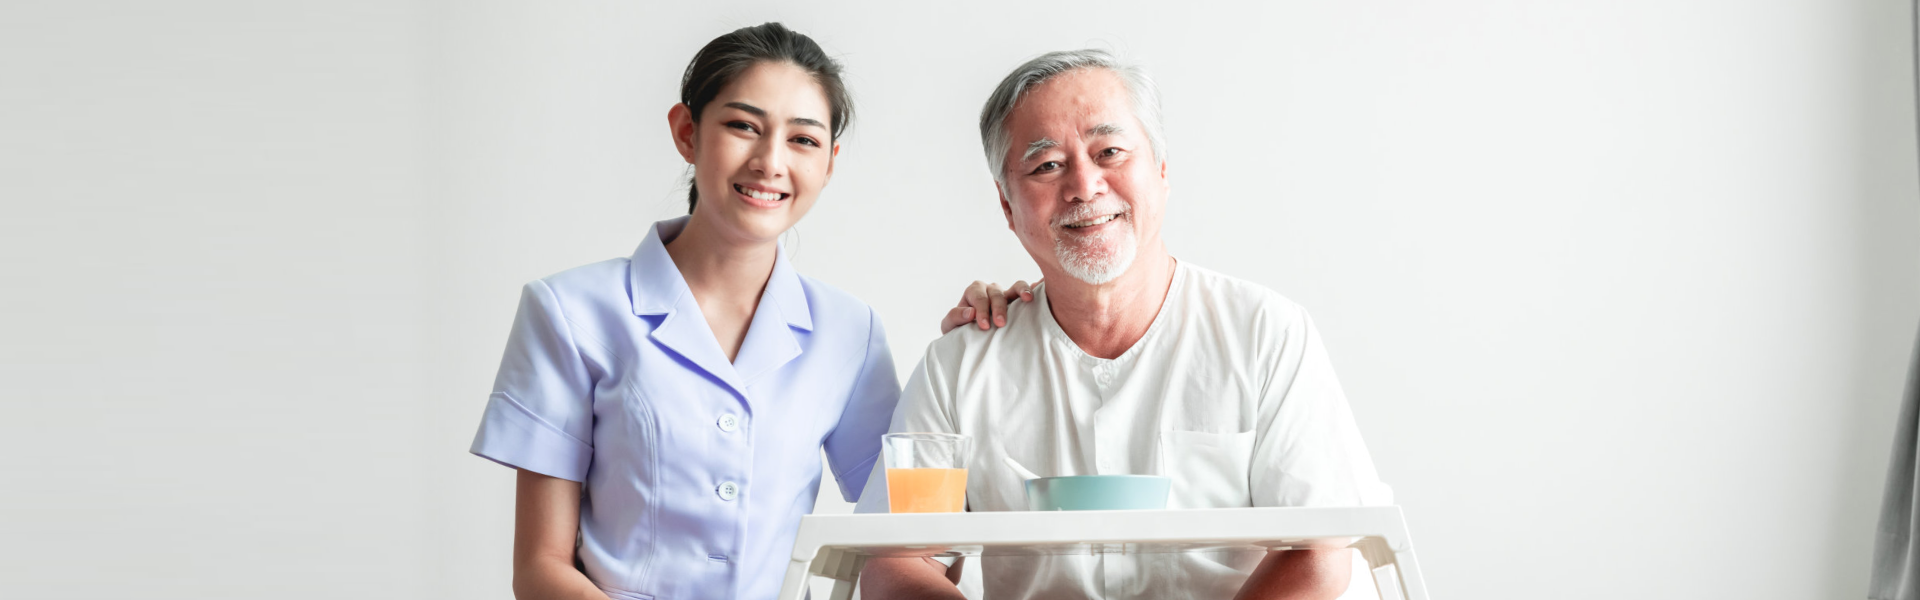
[1065,161,1106,202]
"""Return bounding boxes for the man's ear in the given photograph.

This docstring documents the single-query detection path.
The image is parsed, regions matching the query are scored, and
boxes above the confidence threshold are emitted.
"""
[998,184,1015,231]
[668,103,697,163]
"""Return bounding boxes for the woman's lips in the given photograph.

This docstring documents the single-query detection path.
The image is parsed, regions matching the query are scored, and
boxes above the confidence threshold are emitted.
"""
[733,183,789,208]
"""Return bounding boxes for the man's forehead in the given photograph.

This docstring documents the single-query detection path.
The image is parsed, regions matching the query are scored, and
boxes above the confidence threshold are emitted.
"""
[1013,76,1125,121]
[1007,70,1134,142]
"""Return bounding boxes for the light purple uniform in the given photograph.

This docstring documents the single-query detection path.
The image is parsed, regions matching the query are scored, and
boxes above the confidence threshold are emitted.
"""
[471,216,899,600]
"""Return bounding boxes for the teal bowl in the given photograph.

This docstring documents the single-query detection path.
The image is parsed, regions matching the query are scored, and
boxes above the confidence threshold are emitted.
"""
[1023,475,1171,511]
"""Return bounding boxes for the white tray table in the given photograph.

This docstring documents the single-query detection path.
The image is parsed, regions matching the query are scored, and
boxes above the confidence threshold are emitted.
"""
[778,506,1427,600]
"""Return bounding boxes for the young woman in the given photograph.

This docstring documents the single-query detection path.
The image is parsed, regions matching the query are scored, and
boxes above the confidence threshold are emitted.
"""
[468,23,897,600]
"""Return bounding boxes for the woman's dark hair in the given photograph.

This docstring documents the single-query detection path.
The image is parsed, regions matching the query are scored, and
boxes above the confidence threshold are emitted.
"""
[679,22,853,213]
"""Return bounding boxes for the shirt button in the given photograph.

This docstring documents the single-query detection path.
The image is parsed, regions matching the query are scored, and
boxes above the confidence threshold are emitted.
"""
[717,414,739,432]
[717,481,739,501]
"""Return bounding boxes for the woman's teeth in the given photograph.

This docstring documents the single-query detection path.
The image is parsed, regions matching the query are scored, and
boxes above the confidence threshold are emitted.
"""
[1065,214,1119,229]
[735,184,786,201]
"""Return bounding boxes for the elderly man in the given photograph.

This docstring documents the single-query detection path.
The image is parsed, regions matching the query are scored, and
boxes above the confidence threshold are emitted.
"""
[855,50,1392,600]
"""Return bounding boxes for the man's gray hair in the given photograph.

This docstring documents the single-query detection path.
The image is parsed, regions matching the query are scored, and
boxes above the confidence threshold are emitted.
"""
[978,49,1168,189]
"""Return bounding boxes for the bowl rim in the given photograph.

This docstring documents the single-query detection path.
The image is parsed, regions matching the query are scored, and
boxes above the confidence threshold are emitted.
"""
[1025,474,1171,483]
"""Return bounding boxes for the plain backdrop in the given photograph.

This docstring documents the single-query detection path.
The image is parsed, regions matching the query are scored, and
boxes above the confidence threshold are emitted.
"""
[4,1,1919,599]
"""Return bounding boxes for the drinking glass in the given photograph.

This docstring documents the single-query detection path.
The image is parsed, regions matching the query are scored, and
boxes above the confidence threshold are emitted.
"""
[882,433,970,513]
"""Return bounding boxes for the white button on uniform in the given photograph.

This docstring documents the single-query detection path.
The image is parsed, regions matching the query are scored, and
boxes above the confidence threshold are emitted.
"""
[717,414,739,432]
[716,481,739,501]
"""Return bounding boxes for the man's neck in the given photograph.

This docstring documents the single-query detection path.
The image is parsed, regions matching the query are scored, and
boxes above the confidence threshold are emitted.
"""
[1042,248,1177,360]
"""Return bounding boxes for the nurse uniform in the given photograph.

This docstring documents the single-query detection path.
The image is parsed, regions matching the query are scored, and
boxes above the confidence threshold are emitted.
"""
[470,216,900,600]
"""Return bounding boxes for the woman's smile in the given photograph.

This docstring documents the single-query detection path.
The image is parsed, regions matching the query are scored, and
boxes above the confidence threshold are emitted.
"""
[733,182,790,208]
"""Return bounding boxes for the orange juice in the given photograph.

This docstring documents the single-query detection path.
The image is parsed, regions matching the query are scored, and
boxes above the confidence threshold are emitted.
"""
[886,468,968,513]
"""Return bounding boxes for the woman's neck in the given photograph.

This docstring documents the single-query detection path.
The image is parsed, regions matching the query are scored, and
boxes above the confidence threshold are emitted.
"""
[663,214,778,313]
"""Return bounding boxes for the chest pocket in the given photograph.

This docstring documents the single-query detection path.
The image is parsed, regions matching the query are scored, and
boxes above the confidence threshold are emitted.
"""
[1159,429,1256,509]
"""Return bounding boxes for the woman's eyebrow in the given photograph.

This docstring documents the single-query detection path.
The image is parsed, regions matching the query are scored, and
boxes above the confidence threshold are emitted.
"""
[722,101,765,116]
[722,101,824,130]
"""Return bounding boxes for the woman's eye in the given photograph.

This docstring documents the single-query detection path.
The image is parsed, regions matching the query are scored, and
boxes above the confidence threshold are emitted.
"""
[791,136,820,147]
[726,121,758,134]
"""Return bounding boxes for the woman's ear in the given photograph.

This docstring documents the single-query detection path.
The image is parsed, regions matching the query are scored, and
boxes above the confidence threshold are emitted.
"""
[668,103,697,163]
[824,142,841,180]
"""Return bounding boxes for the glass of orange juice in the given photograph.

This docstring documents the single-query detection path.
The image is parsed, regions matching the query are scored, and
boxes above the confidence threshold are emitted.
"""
[883,432,970,513]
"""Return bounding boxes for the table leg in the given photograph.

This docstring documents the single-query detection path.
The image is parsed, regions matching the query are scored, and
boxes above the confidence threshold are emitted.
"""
[829,576,857,600]
[1393,545,1429,600]
[779,558,814,600]
[1350,536,1411,600]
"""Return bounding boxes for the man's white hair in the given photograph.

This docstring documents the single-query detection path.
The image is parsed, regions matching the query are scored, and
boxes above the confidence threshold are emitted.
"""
[978,49,1168,190]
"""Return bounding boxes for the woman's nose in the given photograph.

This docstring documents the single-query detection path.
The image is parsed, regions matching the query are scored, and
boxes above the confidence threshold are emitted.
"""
[747,136,786,178]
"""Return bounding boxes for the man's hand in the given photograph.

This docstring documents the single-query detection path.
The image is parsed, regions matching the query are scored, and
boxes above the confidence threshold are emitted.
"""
[939,280,1036,333]
[1232,548,1354,600]
[860,556,966,600]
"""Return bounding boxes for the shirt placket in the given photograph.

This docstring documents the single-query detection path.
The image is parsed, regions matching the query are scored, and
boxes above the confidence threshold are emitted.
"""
[708,384,751,590]
[1088,359,1124,476]
[1088,356,1139,593]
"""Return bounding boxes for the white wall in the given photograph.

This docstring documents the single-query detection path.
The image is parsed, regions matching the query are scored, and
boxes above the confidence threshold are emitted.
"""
[1,2,433,597]
[5,1,1917,599]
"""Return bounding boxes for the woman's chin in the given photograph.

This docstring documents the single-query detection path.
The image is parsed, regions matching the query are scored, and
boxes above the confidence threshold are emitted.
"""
[708,211,794,244]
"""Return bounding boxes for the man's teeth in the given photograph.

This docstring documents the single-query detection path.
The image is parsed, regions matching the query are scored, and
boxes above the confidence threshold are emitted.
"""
[737,185,785,201]
[1065,214,1119,228]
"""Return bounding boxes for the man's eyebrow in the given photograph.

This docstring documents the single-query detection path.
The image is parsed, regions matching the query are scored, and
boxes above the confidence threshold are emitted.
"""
[1022,138,1059,162]
[722,101,765,116]
[1088,123,1125,137]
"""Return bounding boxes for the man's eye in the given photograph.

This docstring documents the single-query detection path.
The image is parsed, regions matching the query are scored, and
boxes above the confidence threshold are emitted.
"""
[1099,147,1122,158]
[1032,161,1061,174]
[791,136,820,147]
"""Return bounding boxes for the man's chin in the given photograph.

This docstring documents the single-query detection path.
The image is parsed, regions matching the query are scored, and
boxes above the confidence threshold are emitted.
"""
[1056,247,1137,286]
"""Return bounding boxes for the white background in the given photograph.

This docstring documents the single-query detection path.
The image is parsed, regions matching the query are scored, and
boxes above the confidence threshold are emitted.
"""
[4,1,1918,598]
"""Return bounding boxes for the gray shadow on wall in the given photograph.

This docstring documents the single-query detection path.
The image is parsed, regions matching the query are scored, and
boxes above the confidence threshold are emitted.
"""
[1826,0,1920,595]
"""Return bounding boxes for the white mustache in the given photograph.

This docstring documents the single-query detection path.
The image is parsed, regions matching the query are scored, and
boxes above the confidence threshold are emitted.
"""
[1051,199,1130,228]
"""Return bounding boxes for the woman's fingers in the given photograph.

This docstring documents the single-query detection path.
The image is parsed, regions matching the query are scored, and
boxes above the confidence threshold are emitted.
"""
[987,283,1010,328]
[942,278,1039,333]
[939,306,975,334]
[962,281,992,330]
[1007,280,1034,303]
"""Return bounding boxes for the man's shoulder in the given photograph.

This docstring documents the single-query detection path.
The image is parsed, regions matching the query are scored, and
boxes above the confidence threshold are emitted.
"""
[1176,262,1311,332]
[920,291,1048,371]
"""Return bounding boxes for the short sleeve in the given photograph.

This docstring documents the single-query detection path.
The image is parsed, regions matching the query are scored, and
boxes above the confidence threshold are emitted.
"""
[822,308,902,501]
[1249,307,1393,507]
[469,280,597,482]
[854,354,956,514]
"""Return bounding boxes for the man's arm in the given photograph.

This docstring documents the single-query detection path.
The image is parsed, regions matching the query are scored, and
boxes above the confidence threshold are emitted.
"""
[859,557,965,600]
[853,355,968,599]
[1239,306,1390,599]
[1233,548,1353,600]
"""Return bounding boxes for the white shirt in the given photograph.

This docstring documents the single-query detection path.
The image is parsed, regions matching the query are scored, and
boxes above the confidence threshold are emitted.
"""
[855,261,1391,600]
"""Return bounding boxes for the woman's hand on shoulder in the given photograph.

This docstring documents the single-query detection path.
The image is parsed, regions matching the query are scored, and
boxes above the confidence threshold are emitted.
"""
[939,279,1037,334]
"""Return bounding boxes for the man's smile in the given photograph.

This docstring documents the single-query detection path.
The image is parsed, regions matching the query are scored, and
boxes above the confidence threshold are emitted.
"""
[1062,213,1121,229]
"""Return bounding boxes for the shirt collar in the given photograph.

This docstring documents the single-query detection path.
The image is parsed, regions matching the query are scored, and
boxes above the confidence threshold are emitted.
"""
[627,216,813,332]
